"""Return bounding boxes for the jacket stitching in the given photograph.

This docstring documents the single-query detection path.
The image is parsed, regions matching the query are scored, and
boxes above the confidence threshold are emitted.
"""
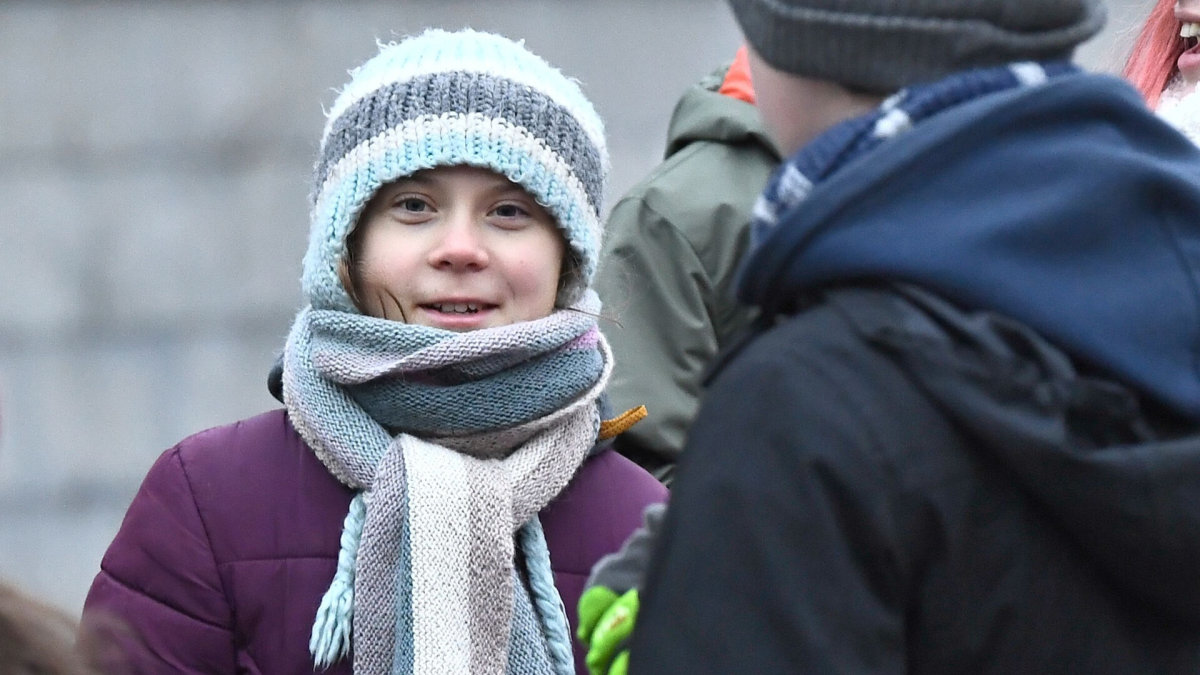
[172,443,240,639]
[95,563,233,632]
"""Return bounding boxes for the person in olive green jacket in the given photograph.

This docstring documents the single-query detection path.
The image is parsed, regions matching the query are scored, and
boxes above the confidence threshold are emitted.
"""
[578,50,779,675]
[596,46,780,483]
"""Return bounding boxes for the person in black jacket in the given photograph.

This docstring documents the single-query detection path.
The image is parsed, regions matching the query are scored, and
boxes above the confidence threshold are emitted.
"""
[630,0,1200,673]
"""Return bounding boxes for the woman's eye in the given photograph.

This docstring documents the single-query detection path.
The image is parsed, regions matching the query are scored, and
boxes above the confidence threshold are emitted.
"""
[492,203,529,218]
[399,198,429,212]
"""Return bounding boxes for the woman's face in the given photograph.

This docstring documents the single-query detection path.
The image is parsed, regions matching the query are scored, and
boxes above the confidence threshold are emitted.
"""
[347,165,565,331]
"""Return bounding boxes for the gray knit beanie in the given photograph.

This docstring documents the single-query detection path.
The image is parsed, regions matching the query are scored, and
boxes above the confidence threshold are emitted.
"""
[727,0,1107,93]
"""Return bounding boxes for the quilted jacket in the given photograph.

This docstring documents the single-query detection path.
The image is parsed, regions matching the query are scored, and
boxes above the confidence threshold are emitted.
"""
[83,409,667,674]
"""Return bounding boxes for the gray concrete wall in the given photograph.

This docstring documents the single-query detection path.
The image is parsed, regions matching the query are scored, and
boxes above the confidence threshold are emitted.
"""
[0,0,1158,614]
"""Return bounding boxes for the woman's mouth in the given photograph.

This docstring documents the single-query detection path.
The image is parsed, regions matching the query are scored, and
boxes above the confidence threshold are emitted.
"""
[1179,22,1200,83]
[427,302,483,314]
[415,300,499,330]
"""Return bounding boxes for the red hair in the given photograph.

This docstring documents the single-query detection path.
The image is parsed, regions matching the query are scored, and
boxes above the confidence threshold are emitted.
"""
[1124,0,1185,109]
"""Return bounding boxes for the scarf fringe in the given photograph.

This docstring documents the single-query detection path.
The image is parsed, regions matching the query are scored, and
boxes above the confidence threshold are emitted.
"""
[520,517,576,675]
[310,493,366,668]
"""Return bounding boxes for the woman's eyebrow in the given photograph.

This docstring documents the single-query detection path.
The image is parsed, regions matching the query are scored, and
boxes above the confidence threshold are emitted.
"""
[488,181,534,199]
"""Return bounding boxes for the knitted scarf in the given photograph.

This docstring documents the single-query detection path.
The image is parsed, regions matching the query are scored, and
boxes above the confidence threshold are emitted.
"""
[743,61,1080,283]
[282,291,611,674]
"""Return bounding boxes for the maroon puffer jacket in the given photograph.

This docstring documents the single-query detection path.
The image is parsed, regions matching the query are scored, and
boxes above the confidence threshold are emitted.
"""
[82,409,666,674]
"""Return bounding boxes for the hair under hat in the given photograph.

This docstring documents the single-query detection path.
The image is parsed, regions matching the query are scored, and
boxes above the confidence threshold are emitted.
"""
[727,0,1107,94]
[302,29,609,312]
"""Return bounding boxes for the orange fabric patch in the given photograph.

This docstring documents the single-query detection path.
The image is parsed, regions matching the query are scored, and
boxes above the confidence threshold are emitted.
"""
[598,405,648,440]
[718,45,756,105]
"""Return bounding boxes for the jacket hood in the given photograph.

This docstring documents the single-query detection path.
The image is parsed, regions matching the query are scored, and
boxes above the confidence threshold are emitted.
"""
[662,64,779,161]
[742,73,1200,421]
[833,284,1200,622]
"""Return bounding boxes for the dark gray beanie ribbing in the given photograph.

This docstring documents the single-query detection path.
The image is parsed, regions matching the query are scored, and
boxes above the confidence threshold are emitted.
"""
[728,0,1107,93]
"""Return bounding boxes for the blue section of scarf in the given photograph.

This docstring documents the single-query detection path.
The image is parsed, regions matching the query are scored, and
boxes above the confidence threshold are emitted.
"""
[304,306,605,437]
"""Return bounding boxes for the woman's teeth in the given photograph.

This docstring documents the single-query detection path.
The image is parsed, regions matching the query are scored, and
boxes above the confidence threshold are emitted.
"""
[1182,22,1200,38]
[433,303,480,314]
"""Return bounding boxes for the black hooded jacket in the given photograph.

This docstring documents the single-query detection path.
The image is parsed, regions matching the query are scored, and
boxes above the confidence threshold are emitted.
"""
[633,285,1200,673]
[632,73,1200,673]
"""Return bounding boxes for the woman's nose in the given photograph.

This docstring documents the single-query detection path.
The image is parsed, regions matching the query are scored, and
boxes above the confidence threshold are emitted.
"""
[428,213,489,271]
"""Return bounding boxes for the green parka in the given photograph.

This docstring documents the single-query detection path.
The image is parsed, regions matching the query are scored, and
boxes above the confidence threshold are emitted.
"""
[596,62,779,483]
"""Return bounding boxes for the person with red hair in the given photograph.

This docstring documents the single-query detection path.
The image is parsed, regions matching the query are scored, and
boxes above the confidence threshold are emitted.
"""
[1126,0,1200,140]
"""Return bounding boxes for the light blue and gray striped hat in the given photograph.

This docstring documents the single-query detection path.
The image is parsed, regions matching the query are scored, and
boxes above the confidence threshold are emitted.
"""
[302,28,609,312]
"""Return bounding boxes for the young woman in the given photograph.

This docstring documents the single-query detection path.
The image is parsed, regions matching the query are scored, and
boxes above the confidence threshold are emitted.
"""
[82,29,666,674]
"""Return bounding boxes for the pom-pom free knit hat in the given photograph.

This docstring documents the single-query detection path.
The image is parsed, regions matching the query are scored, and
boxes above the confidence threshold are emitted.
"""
[727,0,1107,94]
[303,29,609,312]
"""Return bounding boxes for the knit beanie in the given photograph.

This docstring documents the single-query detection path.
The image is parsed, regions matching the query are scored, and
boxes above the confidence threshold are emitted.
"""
[302,28,609,312]
[727,0,1107,94]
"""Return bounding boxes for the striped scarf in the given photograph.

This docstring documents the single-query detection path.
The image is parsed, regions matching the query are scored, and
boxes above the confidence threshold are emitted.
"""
[745,61,1080,260]
[282,290,611,674]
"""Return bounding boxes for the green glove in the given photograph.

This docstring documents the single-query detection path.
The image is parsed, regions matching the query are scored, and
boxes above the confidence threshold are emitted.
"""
[577,586,640,675]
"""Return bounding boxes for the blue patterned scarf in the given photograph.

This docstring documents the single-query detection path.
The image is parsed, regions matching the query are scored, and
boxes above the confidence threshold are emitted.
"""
[283,290,611,674]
